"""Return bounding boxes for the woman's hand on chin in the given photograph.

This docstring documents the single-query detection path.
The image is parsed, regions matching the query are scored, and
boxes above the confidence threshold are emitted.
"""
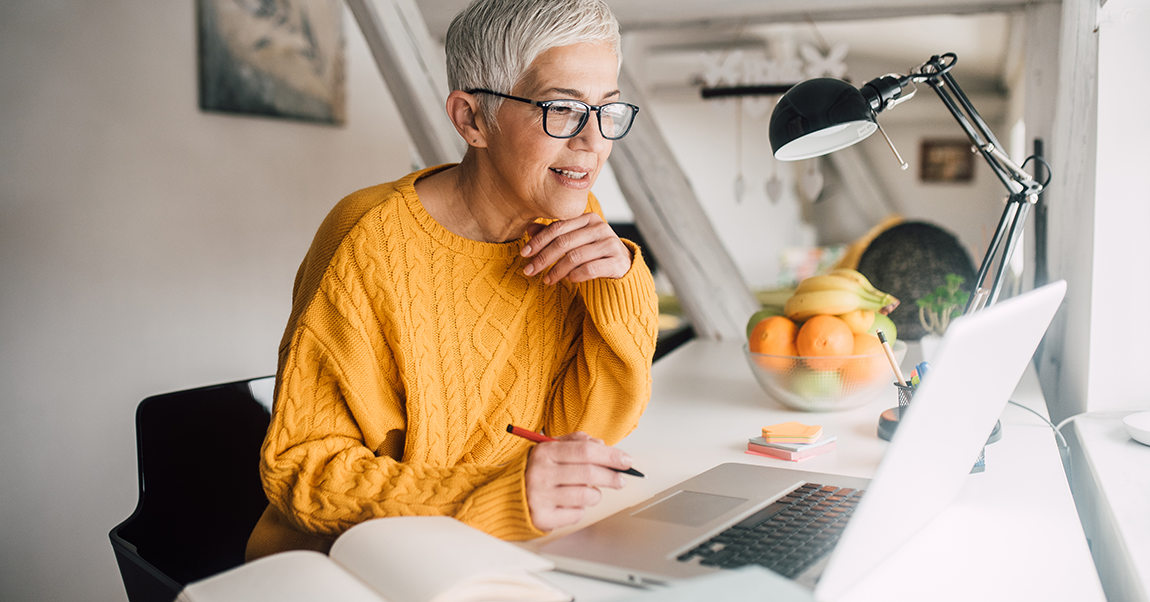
[520,213,632,284]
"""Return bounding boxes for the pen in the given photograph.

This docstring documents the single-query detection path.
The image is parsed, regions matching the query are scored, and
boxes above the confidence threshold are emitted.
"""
[875,329,908,386]
[505,424,645,477]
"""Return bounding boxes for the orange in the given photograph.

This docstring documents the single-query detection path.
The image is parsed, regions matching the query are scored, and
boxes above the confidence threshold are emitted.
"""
[748,316,799,371]
[796,315,854,370]
[842,332,887,383]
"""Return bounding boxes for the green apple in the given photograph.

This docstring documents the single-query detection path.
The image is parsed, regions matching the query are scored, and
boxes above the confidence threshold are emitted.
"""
[745,306,786,339]
[791,369,843,400]
[868,312,897,342]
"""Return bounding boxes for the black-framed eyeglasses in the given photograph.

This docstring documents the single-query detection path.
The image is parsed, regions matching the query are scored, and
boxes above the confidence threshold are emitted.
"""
[467,88,639,140]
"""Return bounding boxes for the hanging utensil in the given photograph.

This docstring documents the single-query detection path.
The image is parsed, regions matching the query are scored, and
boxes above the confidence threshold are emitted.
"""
[734,97,745,203]
[764,96,781,203]
[800,158,825,203]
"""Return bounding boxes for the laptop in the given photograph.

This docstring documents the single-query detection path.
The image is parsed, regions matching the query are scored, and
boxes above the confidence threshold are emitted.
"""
[537,280,1067,601]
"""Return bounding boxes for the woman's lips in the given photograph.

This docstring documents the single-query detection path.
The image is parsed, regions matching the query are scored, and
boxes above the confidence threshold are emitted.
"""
[548,166,594,189]
[549,167,589,180]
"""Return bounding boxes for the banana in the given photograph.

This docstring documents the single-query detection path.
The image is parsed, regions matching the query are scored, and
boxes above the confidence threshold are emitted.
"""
[794,274,884,304]
[825,269,900,315]
[828,268,880,292]
[784,289,871,321]
[785,270,901,321]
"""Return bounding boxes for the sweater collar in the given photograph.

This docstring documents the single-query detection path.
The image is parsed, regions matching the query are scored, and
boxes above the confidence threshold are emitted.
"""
[399,164,531,261]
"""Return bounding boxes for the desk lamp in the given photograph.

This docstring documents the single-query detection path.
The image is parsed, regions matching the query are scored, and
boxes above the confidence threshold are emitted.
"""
[769,53,1050,312]
[768,53,1052,441]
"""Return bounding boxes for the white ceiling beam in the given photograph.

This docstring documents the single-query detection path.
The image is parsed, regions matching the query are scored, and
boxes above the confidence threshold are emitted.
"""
[347,0,466,167]
[416,0,1058,39]
[611,67,762,341]
[825,146,898,225]
[605,0,1057,31]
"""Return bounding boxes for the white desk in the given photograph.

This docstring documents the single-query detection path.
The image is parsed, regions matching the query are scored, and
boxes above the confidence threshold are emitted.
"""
[1068,412,1150,601]
[524,339,1105,601]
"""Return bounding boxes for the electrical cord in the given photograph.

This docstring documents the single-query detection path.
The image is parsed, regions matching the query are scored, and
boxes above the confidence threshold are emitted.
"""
[1007,404,1148,486]
[1005,403,1144,450]
[1007,399,1068,452]
[1055,413,1089,433]
[1020,155,1054,187]
[1007,399,1077,483]
[1055,408,1149,435]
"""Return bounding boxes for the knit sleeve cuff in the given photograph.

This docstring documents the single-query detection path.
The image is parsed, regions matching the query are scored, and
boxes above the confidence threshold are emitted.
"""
[576,238,659,325]
[458,450,548,541]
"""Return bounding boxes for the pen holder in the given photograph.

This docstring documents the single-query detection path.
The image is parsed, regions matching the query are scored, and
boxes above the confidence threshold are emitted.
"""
[877,383,914,442]
[896,383,915,415]
[878,382,995,473]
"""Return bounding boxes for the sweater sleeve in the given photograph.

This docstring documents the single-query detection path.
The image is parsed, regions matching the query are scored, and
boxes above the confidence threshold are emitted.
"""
[261,245,546,542]
[545,237,660,444]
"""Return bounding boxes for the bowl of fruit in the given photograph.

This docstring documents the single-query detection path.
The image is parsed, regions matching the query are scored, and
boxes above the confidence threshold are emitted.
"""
[745,269,906,412]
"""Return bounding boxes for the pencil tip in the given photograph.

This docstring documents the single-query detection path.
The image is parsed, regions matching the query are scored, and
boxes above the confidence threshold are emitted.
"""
[505,424,514,433]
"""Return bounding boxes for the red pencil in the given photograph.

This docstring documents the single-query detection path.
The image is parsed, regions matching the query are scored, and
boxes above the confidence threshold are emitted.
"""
[505,424,644,477]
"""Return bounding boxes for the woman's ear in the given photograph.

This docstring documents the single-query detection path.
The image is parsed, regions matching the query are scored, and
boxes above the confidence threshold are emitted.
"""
[446,90,488,148]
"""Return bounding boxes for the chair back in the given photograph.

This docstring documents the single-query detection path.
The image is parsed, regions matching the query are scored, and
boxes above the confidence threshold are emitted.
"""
[109,377,273,602]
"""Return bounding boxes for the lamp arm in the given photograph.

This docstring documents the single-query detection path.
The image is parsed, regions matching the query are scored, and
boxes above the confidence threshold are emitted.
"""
[933,77,1038,311]
[906,54,1046,312]
[966,193,1033,312]
[914,63,1042,197]
[925,78,1020,193]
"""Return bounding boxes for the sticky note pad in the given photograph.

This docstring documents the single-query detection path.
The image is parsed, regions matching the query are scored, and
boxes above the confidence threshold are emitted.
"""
[749,436,836,453]
[761,421,822,444]
[746,438,836,462]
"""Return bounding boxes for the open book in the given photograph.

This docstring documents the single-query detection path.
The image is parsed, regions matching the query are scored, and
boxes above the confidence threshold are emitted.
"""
[177,516,572,602]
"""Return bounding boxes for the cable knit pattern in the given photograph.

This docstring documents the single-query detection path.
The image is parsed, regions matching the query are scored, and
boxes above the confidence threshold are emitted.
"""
[246,165,659,560]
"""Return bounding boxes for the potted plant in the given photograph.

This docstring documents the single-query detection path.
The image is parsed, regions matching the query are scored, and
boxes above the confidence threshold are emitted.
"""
[915,274,970,360]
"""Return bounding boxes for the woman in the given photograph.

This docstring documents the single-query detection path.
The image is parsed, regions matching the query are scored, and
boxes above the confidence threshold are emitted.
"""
[246,0,658,560]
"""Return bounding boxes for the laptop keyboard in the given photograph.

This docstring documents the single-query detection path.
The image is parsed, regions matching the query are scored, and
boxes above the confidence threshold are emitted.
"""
[675,483,864,579]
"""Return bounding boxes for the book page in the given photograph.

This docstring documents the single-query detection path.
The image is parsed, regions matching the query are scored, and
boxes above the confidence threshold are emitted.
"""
[331,516,570,602]
[177,550,387,602]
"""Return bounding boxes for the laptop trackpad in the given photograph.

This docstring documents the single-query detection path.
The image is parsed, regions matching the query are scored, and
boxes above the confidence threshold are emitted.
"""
[631,490,747,527]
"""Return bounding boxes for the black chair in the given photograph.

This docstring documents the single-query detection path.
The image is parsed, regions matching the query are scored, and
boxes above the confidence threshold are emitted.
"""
[110,377,274,602]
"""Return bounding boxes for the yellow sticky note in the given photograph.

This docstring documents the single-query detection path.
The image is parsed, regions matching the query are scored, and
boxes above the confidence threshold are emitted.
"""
[761,421,822,442]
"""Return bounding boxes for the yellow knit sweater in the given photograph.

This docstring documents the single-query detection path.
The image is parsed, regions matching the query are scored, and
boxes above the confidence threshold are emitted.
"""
[246,165,659,560]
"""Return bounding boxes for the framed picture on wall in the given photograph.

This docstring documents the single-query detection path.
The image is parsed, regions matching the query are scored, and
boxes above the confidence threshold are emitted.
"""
[197,0,346,125]
[919,139,975,183]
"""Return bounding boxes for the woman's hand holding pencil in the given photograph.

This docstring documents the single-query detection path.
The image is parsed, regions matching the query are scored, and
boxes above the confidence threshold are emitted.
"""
[507,425,644,477]
[510,424,642,533]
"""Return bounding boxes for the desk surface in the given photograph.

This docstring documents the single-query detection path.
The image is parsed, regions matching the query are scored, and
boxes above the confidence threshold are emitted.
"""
[524,339,1105,601]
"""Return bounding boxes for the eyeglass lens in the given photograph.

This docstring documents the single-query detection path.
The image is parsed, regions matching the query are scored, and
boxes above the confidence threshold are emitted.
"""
[545,100,636,139]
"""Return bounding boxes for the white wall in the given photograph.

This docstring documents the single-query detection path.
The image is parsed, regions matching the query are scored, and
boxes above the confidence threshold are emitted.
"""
[1032,0,1150,423]
[642,95,814,289]
[0,1,413,600]
[1086,0,1150,414]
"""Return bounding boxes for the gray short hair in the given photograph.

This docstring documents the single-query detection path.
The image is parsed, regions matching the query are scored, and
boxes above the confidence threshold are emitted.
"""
[446,0,621,127]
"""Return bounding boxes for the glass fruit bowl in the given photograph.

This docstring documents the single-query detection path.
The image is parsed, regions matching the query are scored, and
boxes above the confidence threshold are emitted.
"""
[743,340,907,412]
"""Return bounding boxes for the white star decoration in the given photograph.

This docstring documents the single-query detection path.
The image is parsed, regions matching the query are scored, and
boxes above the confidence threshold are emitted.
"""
[801,43,850,79]
[702,44,847,90]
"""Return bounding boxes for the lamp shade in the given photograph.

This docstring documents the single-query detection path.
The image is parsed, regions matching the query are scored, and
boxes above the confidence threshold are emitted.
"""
[769,78,878,161]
